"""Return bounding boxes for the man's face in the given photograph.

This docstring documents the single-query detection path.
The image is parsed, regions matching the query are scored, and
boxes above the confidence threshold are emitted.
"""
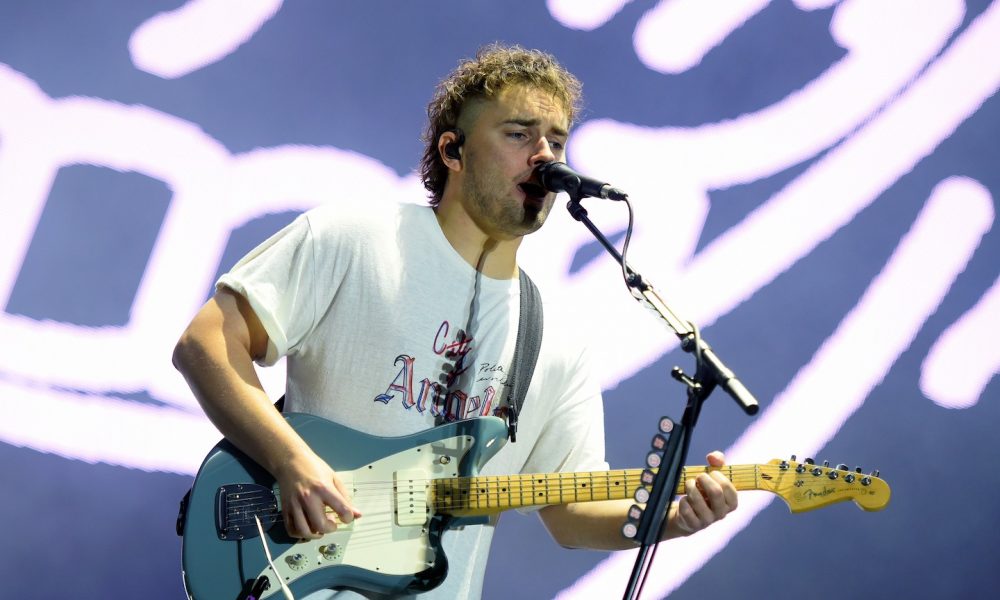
[457,84,569,240]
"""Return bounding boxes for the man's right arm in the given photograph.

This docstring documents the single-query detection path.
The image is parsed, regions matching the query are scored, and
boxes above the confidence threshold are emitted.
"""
[172,288,361,537]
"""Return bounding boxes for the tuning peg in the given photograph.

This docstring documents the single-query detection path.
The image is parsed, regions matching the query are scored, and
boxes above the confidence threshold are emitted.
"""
[790,454,797,462]
[855,466,863,473]
[861,469,880,486]
[837,464,849,471]
[845,473,856,483]
[779,459,789,470]
[796,462,807,473]
[804,458,815,465]
[822,460,830,467]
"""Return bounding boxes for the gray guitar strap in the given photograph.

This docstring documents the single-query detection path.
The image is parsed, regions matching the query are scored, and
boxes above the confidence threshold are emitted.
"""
[504,269,543,442]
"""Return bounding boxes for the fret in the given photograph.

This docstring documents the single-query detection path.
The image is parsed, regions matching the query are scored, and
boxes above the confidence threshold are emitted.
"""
[433,456,889,522]
[433,463,851,517]
[533,474,546,505]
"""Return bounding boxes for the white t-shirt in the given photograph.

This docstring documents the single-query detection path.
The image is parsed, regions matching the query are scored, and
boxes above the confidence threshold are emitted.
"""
[218,199,608,599]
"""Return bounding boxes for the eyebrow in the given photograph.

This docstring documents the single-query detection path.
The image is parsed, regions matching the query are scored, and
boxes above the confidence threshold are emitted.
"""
[502,117,569,138]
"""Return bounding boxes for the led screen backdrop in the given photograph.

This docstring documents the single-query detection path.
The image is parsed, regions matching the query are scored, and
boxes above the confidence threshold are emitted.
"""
[2,1,998,598]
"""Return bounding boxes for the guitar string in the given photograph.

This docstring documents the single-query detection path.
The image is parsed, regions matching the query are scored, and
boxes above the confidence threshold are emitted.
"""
[229,473,866,528]
[224,467,867,503]
[221,465,876,514]
[224,470,872,520]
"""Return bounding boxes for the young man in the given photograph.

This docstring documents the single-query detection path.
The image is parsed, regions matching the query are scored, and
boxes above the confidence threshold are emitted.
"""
[173,44,737,599]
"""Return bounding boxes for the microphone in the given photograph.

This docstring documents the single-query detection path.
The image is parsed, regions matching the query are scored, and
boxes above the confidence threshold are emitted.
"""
[534,162,628,201]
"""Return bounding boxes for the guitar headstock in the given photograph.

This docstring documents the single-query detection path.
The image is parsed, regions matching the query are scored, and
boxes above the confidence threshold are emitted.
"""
[759,457,890,513]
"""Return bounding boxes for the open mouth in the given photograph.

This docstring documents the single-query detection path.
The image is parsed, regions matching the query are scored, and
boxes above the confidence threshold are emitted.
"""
[518,182,547,201]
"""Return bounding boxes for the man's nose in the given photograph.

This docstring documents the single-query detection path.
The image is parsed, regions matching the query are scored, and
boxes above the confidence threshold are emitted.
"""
[530,139,557,166]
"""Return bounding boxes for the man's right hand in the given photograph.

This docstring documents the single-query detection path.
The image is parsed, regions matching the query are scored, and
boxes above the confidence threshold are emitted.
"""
[275,450,362,539]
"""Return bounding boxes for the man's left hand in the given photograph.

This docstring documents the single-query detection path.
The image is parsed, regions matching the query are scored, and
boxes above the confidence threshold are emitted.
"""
[667,450,739,537]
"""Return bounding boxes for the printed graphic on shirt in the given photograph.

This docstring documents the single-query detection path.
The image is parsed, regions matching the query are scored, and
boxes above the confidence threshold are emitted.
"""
[373,319,510,421]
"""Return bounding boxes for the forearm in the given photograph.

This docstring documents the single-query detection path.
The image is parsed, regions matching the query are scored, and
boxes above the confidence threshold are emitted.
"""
[540,498,692,550]
[172,293,314,479]
[540,452,740,550]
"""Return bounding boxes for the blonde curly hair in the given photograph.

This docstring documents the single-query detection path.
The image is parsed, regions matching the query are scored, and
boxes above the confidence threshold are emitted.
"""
[420,43,582,205]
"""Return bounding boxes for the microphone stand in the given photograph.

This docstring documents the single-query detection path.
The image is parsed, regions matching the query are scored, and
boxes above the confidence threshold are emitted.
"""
[563,196,758,600]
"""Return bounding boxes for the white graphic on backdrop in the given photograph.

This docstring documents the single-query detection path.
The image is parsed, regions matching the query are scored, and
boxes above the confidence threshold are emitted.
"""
[130,0,284,79]
[921,273,1000,410]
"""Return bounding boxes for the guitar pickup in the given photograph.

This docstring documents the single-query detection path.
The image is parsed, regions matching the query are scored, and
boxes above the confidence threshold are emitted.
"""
[394,469,430,527]
[216,483,280,540]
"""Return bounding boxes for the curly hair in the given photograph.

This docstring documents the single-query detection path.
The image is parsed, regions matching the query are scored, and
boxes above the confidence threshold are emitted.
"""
[420,43,583,205]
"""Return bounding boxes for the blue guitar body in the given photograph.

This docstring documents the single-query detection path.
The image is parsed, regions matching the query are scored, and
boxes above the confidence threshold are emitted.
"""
[179,414,509,599]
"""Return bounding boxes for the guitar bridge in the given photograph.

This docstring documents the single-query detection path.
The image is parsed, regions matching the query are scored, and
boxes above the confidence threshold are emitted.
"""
[216,483,280,540]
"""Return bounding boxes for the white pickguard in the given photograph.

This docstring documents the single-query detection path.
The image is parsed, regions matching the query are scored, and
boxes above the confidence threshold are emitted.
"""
[254,432,477,597]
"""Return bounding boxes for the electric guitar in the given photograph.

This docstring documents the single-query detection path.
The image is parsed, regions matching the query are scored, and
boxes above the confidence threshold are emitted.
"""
[178,414,890,599]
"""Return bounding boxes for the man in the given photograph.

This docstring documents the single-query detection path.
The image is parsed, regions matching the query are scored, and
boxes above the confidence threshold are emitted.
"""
[173,44,737,599]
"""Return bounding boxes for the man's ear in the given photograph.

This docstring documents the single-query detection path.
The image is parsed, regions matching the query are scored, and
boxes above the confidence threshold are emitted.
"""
[439,128,465,170]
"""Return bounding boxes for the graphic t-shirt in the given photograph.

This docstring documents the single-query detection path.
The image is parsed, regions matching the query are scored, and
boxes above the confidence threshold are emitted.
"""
[218,199,608,599]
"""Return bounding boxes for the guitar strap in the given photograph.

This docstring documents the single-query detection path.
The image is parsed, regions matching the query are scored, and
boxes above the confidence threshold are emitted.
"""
[504,268,543,443]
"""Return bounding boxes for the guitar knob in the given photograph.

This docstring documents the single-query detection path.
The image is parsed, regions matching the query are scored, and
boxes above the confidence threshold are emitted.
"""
[320,544,342,561]
[285,553,308,570]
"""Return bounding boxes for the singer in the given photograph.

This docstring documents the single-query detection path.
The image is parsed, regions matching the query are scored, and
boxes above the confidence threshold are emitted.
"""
[173,43,737,599]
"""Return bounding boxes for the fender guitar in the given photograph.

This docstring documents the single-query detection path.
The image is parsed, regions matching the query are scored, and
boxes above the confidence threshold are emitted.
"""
[178,414,890,599]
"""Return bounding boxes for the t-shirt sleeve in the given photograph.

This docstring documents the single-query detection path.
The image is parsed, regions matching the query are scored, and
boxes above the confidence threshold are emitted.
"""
[514,338,610,514]
[216,213,322,366]
[522,349,609,475]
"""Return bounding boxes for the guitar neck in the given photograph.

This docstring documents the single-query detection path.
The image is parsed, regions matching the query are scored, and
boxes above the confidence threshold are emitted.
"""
[436,465,751,516]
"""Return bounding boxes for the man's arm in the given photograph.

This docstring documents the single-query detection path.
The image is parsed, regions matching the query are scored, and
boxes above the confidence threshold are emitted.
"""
[172,288,360,538]
[538,451,738,550]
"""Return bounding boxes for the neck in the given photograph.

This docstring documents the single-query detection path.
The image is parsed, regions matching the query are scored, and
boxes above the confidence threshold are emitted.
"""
[433,203,521,280]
